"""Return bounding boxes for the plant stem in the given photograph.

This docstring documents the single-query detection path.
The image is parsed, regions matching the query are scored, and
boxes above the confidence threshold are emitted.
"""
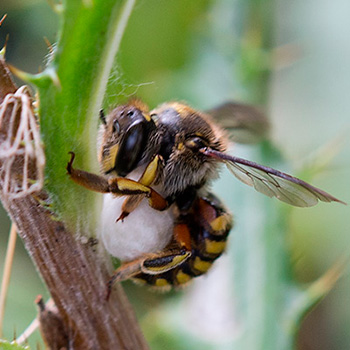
[37,0,137,231]
[0,53,148,349]
[0,223,17,338]
[85,0,136,167]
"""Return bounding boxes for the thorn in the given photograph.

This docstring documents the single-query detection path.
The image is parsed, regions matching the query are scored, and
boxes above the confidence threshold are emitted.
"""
[0,14,7,27]
[308,255,348,300]
[7,63,37,83]
[8,63,61,90]
[44,66,61,89]
[43,36,54,55]
[0,34,9,58]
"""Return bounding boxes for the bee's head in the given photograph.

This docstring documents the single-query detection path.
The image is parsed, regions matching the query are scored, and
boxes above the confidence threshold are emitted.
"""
[151,102,228,194]
[154,102,227,159]
[98,100,156,177]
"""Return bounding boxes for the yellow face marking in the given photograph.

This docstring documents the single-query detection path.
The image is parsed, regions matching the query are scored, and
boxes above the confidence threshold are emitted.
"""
[100,143,119,173]
[176,270,191,284]
[210,214,232,233]
[205,239,226,254]
[193,257,212,273]
[155,278,169,287]
[140,156,160,186]
[143,113,151,122]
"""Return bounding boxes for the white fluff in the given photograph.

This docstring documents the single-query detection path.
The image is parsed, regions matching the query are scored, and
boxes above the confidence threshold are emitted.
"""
[100,193,174,261]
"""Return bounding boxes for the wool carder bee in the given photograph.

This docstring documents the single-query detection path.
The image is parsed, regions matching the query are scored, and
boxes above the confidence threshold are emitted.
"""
[66,99,343,297]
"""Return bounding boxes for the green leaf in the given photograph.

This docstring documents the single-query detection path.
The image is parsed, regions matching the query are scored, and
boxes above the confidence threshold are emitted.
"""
[0,340,30,350]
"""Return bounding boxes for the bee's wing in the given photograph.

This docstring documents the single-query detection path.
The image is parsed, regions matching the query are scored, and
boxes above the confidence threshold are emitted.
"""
[201,148,345,207]
[206,102,270,144]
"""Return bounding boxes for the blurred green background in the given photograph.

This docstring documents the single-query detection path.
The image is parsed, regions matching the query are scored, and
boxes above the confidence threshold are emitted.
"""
[0,0,349,349]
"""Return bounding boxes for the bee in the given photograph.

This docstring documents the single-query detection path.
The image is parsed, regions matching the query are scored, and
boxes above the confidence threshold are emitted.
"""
[66,99,343,297]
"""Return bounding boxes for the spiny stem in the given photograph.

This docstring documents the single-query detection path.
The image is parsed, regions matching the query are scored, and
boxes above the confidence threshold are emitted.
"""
[86,0,136,166]
[0,223,17,337]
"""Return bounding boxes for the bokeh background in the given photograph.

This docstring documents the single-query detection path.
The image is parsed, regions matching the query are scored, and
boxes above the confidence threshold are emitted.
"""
[0,0,349,349]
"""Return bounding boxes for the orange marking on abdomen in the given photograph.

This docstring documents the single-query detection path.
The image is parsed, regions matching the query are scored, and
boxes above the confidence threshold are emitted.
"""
[198,198,217,223]
[174,223,192,251]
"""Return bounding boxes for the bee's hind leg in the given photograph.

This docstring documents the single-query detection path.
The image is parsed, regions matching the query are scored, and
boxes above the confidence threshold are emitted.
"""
[106,247,191,299]
[106,222,193,298]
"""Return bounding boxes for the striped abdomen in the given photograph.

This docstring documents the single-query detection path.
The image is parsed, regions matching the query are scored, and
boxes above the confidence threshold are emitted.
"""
[132,193,233,289]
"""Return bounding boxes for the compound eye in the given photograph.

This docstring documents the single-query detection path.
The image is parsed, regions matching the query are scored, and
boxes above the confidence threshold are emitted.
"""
[114,120,147,176]
[185,136,208,152]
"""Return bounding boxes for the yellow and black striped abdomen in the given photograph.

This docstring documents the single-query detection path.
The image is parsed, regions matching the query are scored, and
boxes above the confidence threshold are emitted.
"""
[132,193,233,289]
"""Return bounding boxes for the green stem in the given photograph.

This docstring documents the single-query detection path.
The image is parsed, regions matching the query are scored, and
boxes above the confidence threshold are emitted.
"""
[36,0,136,231]
[85,0,136,166]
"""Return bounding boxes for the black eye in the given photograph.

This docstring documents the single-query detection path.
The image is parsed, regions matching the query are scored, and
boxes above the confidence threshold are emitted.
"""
[114,120,148,176]
[185,136,208,152]
[126,110,134,117]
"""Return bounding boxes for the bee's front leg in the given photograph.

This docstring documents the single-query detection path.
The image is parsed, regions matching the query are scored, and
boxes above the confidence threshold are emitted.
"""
[66,152,167,211]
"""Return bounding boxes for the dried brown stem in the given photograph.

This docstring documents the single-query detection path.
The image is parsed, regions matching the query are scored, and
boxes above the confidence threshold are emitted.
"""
[0,223,17,338]
[0,58,148,349]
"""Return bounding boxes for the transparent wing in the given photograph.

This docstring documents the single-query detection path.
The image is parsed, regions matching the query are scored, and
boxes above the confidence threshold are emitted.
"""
[206,102,270,144]
[201,148,344,207]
